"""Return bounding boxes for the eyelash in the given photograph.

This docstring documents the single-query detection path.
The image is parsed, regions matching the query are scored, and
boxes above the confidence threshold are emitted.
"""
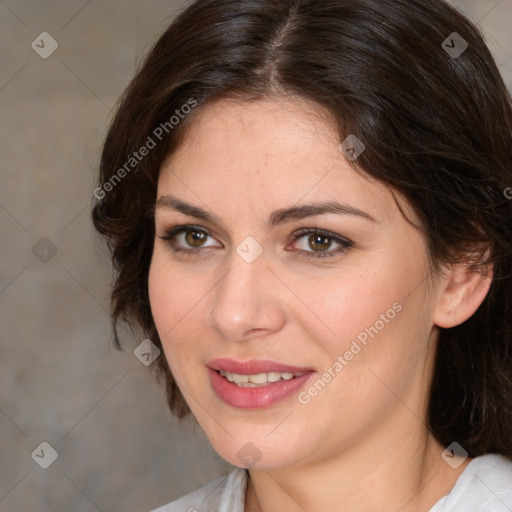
[158,224,353,260]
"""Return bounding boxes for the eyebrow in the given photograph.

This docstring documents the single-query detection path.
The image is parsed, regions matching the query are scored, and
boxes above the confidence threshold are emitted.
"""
[155,195,377,228]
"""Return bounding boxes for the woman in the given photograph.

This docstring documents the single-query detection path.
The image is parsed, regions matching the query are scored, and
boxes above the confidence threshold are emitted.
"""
[92,0,512,510]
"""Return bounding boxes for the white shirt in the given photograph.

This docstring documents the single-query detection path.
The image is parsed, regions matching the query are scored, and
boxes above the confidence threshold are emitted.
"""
[150,453,512,512]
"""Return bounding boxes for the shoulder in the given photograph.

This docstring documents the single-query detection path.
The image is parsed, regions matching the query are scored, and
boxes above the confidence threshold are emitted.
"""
[149,467,248,512]
[431,454,512,512]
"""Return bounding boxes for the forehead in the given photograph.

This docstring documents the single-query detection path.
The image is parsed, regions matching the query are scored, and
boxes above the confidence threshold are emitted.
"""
[158,97,409,226]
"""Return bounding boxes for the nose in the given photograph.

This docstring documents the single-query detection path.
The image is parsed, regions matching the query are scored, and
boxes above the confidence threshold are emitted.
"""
[207,249,287,342]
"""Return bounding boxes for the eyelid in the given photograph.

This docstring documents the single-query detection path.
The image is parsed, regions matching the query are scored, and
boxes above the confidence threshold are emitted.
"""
[159,224,221,248]
[159,223,214,239]
[291,227,352,247]
[289,228,353,259]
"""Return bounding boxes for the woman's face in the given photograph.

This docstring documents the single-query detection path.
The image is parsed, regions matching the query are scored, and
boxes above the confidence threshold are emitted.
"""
[149,97,442,469]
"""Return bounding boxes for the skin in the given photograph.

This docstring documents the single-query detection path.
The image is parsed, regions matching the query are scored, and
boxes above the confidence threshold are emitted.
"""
[148,97,492,511]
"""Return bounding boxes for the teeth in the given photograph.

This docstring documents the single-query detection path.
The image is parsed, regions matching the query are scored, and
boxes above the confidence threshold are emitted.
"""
[248,373,267,384]
[232,373,249,383]
[219,370,306,386]
[267,372,282,382]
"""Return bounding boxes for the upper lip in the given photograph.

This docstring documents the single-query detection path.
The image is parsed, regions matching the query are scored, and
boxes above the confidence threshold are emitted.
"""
[207,358,314,375]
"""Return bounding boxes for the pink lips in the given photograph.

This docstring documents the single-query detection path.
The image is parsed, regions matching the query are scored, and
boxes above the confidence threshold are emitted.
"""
[207,358,316,409]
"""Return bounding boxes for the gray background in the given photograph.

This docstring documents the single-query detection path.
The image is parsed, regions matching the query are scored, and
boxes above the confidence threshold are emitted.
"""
[1,1,511,511]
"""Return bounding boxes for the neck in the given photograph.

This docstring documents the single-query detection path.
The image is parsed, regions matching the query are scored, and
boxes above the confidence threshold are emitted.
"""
[244,422,470,512]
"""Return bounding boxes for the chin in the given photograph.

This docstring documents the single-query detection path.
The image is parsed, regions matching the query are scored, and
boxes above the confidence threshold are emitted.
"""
[205,428,308,471]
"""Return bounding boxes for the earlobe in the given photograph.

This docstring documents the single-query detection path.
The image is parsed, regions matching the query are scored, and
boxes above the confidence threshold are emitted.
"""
[432,261,493,329]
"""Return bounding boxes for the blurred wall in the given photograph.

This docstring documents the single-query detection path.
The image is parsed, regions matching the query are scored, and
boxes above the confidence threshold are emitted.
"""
[0,1,511,511]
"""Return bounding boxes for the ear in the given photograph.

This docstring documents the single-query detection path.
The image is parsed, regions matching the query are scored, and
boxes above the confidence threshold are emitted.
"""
[432,257,493,329]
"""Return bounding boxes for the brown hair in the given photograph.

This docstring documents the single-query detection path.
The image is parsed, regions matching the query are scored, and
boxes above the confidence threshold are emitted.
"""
[92,0,512,458]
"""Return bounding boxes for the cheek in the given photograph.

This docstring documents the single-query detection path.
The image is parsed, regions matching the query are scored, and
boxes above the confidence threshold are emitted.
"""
[310,254,431,377]
[302,266,400,350]
[148,254,213,375]
[148,257,175,335]
[148,252,198,331]
[148,258,193,358]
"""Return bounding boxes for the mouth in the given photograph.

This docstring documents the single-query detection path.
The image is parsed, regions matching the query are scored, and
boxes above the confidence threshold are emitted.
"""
[207,358,315,408]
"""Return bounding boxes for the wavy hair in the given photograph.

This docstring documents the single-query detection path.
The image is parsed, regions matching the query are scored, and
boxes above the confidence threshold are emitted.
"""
[92,0,512,458]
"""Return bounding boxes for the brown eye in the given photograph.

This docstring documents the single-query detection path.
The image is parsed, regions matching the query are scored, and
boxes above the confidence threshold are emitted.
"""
[292,228,353,259]
[185,230,208,247]
[307,234,332,252]
[159,224,220,253]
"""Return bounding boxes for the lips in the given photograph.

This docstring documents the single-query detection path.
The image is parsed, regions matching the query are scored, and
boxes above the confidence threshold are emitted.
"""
[207,358,316,408]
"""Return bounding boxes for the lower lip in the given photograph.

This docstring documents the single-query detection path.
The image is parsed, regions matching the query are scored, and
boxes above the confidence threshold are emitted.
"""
[208,368,315,409]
